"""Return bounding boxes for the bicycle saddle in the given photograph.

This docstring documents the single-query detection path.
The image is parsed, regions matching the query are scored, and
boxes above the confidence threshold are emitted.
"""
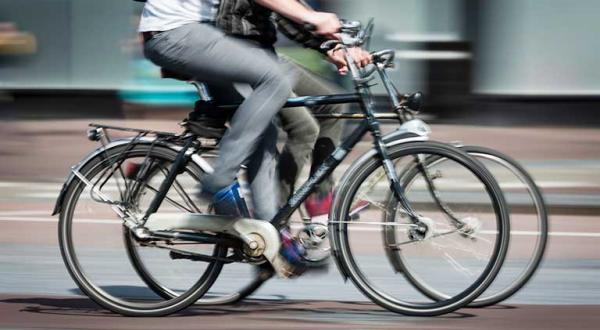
[161,68,194,82]
[160,68,213,102]
[160,68,232,139]
[183,102,229,139]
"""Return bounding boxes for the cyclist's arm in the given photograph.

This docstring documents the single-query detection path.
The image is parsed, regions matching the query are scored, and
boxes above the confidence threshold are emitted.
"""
[275,14,329,54]
[254,0,340,38]
[255,0,312,23]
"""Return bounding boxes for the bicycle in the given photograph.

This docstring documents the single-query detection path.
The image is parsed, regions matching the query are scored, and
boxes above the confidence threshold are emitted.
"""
[128,19,548,309]
[54,19,511,316]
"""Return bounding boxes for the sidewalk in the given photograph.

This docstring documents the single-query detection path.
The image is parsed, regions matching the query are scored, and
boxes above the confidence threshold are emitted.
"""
[0,119,598,213]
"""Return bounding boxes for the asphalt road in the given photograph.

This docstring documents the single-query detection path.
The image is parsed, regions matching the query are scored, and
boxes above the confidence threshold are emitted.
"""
[0,119,599,329]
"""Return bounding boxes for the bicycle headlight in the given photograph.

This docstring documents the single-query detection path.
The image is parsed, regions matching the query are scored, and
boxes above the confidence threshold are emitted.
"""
[401,92,424,114]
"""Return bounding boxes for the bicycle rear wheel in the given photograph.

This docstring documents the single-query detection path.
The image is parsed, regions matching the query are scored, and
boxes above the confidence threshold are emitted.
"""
[122,149,271,306]
[330,141,510,316]
[391,146,547,307]
[58,143,225,316]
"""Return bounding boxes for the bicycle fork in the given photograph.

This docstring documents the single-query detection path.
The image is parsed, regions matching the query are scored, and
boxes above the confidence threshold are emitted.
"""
[368,115,422,225]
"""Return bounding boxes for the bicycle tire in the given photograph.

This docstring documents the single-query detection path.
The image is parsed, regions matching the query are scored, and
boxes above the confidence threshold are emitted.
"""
[388,145,547,307]
[330,141,510,316]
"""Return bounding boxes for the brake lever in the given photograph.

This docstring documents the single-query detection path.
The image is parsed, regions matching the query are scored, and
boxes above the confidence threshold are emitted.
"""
[340,34,360,47]
[320,40,341,51]
[371,49,396,68]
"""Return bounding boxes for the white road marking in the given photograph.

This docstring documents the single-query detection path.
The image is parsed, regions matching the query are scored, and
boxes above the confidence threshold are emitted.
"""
[1,175,599,192]
[0,215,599,238]
[0,182,62,189]
[0,210,52,216]
[0,216,121,224]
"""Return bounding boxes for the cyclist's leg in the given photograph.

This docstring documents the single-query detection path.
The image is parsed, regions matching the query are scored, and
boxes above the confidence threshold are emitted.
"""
[246,123,281,220]
[143,23,292,214]
[278,105,319,202]
[286,62,347,195]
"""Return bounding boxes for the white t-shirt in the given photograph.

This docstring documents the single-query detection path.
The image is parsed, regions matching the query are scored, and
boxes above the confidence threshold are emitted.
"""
[138,0,220,32]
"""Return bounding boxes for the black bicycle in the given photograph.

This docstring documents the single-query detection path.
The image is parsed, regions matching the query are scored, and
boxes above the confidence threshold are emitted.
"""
[54,20,513,316]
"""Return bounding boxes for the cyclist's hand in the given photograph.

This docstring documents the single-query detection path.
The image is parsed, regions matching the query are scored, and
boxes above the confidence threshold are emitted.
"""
[350,47,373,67]
[327,47,373,75]
[305,12,342,39]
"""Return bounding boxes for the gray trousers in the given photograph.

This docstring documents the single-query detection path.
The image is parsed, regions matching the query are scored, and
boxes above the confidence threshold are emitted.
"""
[209,58,346,206]
[144,23,293,220]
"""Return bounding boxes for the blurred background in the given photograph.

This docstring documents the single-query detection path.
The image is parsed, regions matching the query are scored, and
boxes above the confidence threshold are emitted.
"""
[1,0,599,124]
[0,1,599,329]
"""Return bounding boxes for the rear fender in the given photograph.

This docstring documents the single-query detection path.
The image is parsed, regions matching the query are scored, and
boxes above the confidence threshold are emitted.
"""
[51,137,214,215]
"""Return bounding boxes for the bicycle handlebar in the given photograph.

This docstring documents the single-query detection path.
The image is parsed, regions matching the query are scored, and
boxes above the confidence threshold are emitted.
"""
[303,19,361,35]
[309,19,395,83]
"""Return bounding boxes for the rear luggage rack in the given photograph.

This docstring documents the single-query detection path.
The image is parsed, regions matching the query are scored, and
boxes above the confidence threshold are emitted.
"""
[88,123,178,138]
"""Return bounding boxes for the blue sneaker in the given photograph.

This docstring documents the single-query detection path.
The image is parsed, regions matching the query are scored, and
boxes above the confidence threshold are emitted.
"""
[279,228,307,276]
[211,182,251,217]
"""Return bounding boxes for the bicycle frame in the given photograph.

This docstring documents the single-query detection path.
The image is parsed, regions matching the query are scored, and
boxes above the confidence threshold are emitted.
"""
[53,40,429,250]
[139,60,423,231]
[53,19,517,316]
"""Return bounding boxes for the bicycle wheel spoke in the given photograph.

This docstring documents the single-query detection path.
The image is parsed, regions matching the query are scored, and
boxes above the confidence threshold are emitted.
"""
[330,220,418,228]
[159,167,201,213]
[440,251,476,277]
[142,183,194,213]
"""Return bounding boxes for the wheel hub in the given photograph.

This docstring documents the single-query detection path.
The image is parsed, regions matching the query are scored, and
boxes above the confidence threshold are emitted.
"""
[298,223,330,262]
[408,216,435,241]
[459,216,481,238]
[299,223,328,248]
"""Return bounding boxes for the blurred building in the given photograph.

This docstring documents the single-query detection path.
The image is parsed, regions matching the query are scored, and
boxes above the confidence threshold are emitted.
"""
[0,0,599,123]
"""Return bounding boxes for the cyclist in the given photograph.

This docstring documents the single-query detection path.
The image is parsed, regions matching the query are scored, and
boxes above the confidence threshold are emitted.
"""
[138,0,369,272]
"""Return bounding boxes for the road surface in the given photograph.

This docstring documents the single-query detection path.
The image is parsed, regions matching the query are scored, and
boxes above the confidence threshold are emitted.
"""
[0,119,598,329]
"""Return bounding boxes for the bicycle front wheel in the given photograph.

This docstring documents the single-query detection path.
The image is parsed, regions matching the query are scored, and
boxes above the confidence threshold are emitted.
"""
[331,141,510,316]
[393,146,548,307]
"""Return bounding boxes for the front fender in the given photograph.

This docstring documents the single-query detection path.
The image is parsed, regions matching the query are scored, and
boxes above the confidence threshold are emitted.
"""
[51,137,214,216]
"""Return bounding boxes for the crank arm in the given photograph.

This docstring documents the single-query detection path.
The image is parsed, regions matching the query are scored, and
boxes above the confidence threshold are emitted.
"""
[144,213,294,278]
[169,249,238,264]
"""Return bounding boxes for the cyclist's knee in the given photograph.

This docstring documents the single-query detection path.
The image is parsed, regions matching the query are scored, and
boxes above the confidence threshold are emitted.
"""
[305,119,320,143]
[258,67,292,95]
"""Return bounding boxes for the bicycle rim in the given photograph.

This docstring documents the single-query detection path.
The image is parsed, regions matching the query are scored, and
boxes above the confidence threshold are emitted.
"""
[391,146,547,307]
[331,141,510,316]
[458,146,548,306]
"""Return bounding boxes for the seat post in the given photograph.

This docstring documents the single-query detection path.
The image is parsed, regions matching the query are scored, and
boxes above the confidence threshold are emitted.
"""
[189,81,213,102]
